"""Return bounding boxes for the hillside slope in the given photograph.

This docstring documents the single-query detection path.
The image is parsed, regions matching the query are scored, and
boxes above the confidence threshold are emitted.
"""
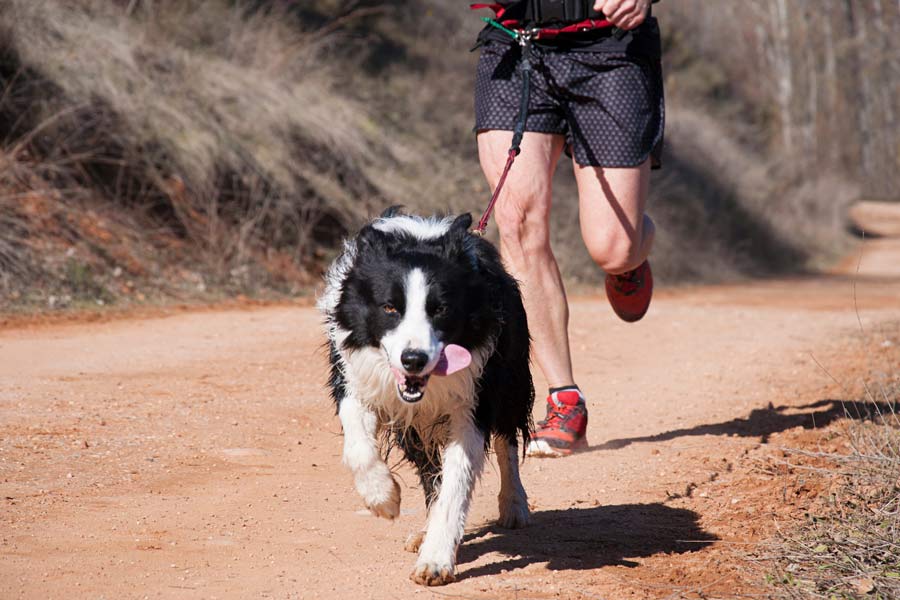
[0,0,859,311]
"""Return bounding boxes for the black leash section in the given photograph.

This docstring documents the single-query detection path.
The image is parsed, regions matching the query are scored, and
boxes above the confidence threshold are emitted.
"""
[474,30,535,236]
[510,35,533,156]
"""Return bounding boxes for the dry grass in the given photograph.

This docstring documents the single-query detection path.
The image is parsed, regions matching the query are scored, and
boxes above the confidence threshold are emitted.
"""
[7,0,380,197]
[757,330,900,599]
[0,0,396,306]
[769,421,900,598]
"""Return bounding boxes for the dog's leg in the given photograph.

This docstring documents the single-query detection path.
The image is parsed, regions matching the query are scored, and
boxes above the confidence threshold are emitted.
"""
[410,415,484,586]
[494,435,530,529]
[397,428,442,553]
[338,394,400,519]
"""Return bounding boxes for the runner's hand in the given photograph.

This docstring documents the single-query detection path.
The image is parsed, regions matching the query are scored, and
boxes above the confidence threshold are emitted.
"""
[593,0,651,30]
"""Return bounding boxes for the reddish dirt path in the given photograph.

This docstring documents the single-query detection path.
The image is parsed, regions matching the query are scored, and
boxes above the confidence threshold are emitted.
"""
[2,240,898,599]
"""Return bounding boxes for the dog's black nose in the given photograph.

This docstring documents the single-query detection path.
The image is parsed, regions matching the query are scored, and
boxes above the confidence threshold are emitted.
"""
[401,349,429,374]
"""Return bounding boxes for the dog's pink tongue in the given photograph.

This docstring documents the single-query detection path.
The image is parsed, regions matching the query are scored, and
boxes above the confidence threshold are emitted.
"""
[433,344,471,376]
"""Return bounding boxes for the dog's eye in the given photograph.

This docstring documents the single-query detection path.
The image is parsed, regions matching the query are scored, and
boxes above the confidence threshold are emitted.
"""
[433,304,448,316]
[382,303,398,314]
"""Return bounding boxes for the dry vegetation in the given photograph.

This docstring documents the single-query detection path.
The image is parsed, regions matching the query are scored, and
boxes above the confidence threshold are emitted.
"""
[0,0,890,310]
[664,0,900,201]
[755,327,900,599]
[0,0,393,307]
[766,417,900,599]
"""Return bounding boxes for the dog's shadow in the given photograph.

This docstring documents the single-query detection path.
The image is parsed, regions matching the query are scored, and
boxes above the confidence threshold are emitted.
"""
[457,503,715,580]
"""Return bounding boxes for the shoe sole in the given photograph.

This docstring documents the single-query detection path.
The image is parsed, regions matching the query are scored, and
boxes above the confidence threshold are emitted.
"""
[525,436,588,458]
[611,305,649,323]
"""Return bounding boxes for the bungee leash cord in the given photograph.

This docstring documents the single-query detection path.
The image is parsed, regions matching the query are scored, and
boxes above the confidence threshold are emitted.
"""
[472,14,619,235]
[473,19,534,236]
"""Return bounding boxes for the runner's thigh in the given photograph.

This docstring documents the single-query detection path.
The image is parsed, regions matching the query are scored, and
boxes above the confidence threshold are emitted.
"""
[574,158,650,261]
[477,131,566,222]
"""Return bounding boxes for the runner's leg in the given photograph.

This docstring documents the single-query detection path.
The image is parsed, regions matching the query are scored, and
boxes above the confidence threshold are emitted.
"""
[477,130,573,389]
[574,158,655,275]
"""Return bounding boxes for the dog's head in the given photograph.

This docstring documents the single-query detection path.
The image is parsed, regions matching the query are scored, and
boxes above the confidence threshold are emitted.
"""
[335,212,492,403]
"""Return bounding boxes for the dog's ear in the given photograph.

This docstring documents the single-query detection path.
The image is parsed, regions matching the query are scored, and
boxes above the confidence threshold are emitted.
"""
[356,224,387,253]
[443,213,477,267]
[449,213,473,235]
[446,213,473,250]
[379,205,404,219]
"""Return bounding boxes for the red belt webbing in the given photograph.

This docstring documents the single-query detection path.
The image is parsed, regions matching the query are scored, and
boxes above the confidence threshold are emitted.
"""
[470,3,613,38]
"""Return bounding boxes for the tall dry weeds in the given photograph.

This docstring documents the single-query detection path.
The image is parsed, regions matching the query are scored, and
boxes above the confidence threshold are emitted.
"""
[770,424,900,598]
[0,0,401,304]
[759,331,900,599]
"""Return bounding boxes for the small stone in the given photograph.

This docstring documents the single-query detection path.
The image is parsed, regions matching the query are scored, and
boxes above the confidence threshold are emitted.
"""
[853,577,875,594]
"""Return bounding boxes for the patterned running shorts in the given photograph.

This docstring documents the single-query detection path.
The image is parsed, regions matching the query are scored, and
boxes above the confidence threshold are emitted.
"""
[474,42,665,169]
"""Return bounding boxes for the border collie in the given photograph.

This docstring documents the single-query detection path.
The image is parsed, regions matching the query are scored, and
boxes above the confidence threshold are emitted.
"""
[319,208,534,586]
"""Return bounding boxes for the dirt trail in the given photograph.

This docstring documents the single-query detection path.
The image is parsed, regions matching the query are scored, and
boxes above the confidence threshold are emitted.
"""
[2,239,899,600]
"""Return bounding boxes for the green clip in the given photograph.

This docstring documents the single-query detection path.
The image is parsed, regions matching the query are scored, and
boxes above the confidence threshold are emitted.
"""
[481,17,520,40]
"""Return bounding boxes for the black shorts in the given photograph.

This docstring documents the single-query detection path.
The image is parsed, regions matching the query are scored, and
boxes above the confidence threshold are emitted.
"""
[474,42,665,169]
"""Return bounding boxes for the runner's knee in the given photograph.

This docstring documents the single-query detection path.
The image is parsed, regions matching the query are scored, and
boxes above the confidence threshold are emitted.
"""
[584,226,648,273]
[494,193,551,257]
[586,240,635,273]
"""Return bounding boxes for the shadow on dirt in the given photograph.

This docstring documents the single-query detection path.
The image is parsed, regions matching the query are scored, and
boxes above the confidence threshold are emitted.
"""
[457,503,715,580]
[590,399,898,452]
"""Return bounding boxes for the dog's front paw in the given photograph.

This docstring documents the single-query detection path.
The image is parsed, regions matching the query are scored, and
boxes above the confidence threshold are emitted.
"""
[368,493,400,520]
[410,560,456,586]
[404,530,425,553]
[497,493,530,529]
[355,463,401,520]
[366,476,401,519]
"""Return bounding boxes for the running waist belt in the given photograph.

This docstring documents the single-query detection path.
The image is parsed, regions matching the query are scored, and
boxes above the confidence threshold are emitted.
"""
[471,2,612,37]
[519,0,604,24]
[473,0,660,28]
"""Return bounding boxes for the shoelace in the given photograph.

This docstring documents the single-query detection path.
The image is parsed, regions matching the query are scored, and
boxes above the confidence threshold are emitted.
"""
[538,403,577,428]
[611,268,641,295]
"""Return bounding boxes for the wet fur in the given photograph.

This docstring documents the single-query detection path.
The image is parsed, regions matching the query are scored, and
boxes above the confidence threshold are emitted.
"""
[319,208,533,585]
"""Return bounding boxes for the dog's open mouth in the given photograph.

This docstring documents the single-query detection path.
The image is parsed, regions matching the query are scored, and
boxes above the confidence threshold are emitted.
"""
[389,344,472,404]
[398,374,430,403]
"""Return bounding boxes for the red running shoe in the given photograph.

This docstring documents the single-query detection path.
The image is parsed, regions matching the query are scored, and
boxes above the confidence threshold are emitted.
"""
[605,260,653,323]
[526,389,588,458]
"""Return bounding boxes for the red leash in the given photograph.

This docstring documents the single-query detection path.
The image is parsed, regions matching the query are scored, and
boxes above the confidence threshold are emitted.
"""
[475,148,518,235]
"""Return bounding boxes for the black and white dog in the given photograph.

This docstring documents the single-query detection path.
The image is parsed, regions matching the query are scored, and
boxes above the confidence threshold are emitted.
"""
[319,208,534,585]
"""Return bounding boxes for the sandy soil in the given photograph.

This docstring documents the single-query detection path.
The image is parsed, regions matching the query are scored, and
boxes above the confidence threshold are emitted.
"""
[2,239,898,600]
